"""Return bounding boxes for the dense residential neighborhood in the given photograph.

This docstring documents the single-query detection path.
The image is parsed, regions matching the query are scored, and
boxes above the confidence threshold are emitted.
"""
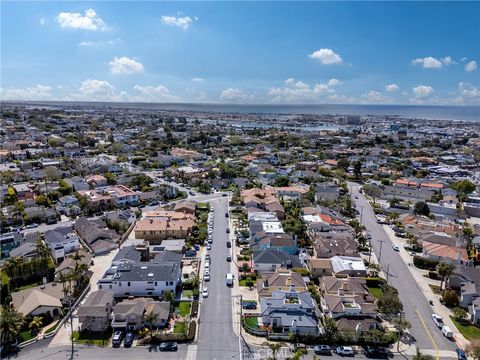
[1,103,480,360]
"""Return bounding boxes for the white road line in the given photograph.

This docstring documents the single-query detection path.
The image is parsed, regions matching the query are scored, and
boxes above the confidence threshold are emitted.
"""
[186,344,197,360]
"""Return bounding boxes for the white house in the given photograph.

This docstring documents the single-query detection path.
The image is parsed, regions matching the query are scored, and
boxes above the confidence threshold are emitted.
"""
[44,228,80,262]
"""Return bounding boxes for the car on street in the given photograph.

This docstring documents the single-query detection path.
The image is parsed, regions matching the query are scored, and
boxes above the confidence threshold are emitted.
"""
[112,331,123,348]
[226,228,230,233]
[392,244,400,251]
[189,191,196,196]
[364,346,390,358]
[410,251,417,256]
[222,193,228,197]
[367,234,372,240]
[204,273,210,281]
[205,254,211,261]
[193,244,200,251]
[185,250,197,257]
[314,345,332,355]
[225,212,229,217]
[204,262,210,271]
[123,332,134,348]
[226,255,232,262]
[25,223,38,229]
[431,314,444,328]
[202,287,209,297]
[206,244,211,250]
[204,269,210,276]
[354,195,358,199]
[159,342,178,352]
[336,346,354,356]
[227,241,231,248]
[456,349,467,360]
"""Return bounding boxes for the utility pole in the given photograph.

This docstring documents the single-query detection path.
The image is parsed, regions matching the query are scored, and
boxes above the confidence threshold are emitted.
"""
[386,263,390,284]
[360,205,364,223]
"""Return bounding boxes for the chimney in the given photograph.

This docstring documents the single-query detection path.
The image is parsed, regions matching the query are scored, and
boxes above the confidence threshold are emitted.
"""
[289,284,296,293]
[343,282,349,292]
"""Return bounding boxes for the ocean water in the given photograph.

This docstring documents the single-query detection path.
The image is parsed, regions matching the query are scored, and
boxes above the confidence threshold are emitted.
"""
[5,101,480,122]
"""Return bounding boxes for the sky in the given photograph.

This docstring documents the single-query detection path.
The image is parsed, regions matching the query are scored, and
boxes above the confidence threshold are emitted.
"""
[1,1,479,105]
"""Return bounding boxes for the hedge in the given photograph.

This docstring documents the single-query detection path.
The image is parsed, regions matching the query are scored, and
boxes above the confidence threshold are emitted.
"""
[191,300,199,317]
[413,256,439,270]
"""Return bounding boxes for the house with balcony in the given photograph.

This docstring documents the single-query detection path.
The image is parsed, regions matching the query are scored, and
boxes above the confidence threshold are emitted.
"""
[107,185,139,207]
[110,297,171,331]
[260,290,320,335]
[44,227,80,262]
[77,290,114,332]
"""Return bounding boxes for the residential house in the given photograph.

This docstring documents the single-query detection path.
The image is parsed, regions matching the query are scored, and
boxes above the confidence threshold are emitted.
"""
[45,227,80,262]
[107,185,139,207]
[470,298,480,325]
[260,290,319,335]
[75,217,118,254]
[312,232,358,259]
[78,290,115,332]
[422,241,470,266]
[330,256,367,277]
[12,282,64,318]
[77,189,114,211]
[111,298,170,331]
[250,232,297,255]
[314,183,340,202]
[256,270,307,298]
[307,258,333,278]
[86,175,108,188]
[252,249,303,272]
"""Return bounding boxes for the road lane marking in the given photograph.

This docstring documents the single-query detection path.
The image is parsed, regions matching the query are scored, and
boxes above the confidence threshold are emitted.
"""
[416,309,439,360]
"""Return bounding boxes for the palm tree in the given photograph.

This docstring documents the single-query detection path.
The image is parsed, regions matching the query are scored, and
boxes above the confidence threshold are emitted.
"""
[29,316,43,335]
[268,342,284,360]
[35,239,51,259]
[163,291,175,313]
[3,256,23,278]
[0,305,24,344]
[142,312,159,340]
[436,263,455,290]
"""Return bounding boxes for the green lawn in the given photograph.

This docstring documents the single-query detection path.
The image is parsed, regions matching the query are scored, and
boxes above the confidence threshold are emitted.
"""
[19,330,35,342]
[173,321,189,334]
[428,284,443,295]
[239,276,256,287]
[367,286,383,299]
[182,290,194,298]
[71,330,111,346]
[450,316,480,340]
[175,301,191,316]
[243,316,259,329]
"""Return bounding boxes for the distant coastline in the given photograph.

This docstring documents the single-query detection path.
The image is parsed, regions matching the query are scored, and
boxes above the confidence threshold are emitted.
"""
[2,101,479,123]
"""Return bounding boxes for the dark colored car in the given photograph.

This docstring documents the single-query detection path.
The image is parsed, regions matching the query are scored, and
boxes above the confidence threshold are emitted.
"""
[226,255,232,262]
[314,345,332,355]
[193,244,200,251]
[242,301,257,309]
[222,193,228,197]
[185,250,197,257]
[456,349,467,360]
[159,342,178,352]
[123,332,134,348]
[226,241,231,248]
[189,191,196,196]
[226,228,230,233]
[364,347,390,358]
[225,212,229,217]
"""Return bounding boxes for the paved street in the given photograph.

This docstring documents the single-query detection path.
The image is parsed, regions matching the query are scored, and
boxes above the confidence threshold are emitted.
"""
[196,197,241,360]
[349,182,458,356]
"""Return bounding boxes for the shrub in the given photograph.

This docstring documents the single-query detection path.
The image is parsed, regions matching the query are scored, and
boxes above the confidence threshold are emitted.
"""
[413,256,439,270]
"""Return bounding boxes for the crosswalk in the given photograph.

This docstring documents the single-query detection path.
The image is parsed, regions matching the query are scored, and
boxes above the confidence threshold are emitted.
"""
[186,344,197,360]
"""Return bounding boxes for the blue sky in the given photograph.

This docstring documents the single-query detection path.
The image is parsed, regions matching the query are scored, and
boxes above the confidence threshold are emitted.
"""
[1,1,479,105]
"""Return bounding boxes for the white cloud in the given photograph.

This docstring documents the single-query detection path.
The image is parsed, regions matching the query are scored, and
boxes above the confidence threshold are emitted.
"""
[308,48,343,65]
[161,15,194,30]
[385,83,399,92]
[109,56,144,74]
[191,77,205,83]
[327,78,341,87]
[132,85,180,102]
[412,85,434,98]
[441,56,455,66]
[40,18,45,25]
[458,82,480,99]
[1,85,53,100]
[465,60,477,72]
[359,90,392,104]
[284,78,295,85]
[79,79,115,96]
[56,8,108,31]
[220,88,253,102]
[78,38,121,47]
[411,56,443,69]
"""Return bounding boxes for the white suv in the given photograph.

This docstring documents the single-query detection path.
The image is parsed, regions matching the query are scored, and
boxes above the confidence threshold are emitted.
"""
[431,313,444,328]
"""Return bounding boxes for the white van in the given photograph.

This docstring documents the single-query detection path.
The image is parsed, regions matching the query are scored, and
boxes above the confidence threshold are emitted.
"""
[225,273,234,286]
[442,325,453,338]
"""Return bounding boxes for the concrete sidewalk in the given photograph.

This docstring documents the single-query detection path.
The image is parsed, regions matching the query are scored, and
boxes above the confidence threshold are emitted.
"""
[382,224,469,350]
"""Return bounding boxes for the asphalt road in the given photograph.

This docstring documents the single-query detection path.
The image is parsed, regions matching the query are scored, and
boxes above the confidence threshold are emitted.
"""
[349,182,457,355]
[196,197,240,360]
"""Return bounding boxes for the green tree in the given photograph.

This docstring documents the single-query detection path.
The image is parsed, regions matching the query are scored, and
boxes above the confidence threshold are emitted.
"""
[378,285,403,316]
[273,176,290,187]
[142,312,159,340]
[29,316,43,335]
[436,262,455,290]
[363,184,382,204]
[268,342,284,360]
[104,172,117,185]
[337,158,350,171]
[323,317,337,341]
[35,195,50,207]
[353,160,362,178]
[58,179,72,196]
[442,289,459,308]
[0,305,24,344]
[452,307,468,321]
[413,201,430,216]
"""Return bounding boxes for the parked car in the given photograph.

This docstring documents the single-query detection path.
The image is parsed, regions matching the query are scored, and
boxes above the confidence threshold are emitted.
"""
[202,287,209,298]
[123,332,134,348]
[456,349,467,360]
[336,346,354,356]
[205,254,211,261]
[193,244,200,251]
[185,250,197,257]
[206,244,211,250]
[189,191,196,196]
[159,342,178,352]
[25,223,38,229]
[112,331,123,348]
[431,314,444,328]
[204,274,210,281]
[364,346,389,358]
[222,193,228,197]
[392,244,400,251]
[314,345,332,355]
[226,228,230,233]
[226,255,232,262]
[226,241,231,248]
[149,200,159,206]
[242,301,257,310]
[225,212,229,217]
